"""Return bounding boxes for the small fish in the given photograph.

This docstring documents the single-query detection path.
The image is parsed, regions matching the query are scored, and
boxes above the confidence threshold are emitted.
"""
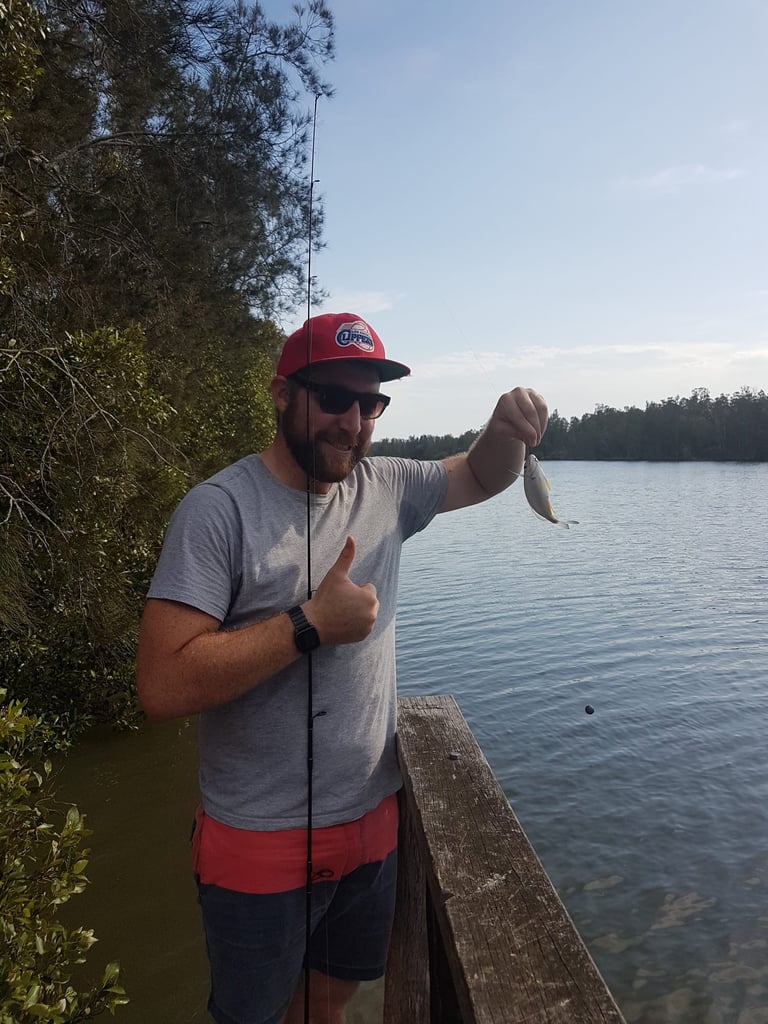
[523,454,578,529]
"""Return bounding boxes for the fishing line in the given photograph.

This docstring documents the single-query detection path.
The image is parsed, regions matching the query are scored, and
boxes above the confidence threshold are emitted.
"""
[436,303,590,705]
[434,293,526,479]
[302,92,321,1024]
[433,293,583,518]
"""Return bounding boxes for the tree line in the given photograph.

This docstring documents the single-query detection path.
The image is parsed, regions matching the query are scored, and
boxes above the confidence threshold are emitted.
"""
[2,0,333,732]
[371,387,768,462]
[1,3,334,1015]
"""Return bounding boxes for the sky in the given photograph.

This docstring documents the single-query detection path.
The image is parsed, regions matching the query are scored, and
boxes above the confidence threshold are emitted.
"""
[272,0,768,440]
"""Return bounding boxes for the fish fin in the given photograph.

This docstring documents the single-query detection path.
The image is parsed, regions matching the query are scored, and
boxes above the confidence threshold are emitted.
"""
[531,509,579,528]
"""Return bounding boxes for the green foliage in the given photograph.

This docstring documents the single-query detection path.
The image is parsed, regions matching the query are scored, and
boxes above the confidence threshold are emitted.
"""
[0,256,16,295]
[0,0,44,124]
[371,429,481,461]
[0,4,330,1014]
[154,317,280,483]
[0,325,185,730]
[549,387,768,462]
[372,388,768,463]
[2,0,334,342]
[0,691,128,1021]
[0,1,333,734]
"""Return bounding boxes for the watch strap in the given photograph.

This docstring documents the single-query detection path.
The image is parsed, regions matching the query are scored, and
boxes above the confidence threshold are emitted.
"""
[287,604,320,653]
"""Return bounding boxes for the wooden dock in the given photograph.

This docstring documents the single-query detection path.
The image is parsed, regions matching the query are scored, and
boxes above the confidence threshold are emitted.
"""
[384,695,627,1024]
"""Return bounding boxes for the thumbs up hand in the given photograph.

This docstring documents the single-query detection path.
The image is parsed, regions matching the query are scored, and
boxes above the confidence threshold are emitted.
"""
[305,537,379,646]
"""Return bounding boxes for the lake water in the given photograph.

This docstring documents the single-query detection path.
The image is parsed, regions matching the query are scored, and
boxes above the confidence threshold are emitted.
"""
[57,461,768,1023]
[396,460,768,1024]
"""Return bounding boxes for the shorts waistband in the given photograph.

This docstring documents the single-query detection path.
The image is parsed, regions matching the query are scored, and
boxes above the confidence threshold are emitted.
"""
[193,792,399,894]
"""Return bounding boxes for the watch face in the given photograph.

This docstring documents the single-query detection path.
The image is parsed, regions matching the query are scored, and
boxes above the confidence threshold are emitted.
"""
[297,626,320,653]
[289,606,320,653]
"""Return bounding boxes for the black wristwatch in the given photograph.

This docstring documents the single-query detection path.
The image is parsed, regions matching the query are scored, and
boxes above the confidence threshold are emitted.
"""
[287,605,320,654]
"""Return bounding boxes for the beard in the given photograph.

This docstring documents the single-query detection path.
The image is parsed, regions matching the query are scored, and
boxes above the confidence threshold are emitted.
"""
[281,396,371,484]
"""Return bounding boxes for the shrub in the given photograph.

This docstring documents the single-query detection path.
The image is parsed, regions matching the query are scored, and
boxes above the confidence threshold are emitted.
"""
[0,691,128,1021]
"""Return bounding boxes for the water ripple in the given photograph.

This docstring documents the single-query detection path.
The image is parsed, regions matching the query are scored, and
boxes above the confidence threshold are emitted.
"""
[397,462,768,1023]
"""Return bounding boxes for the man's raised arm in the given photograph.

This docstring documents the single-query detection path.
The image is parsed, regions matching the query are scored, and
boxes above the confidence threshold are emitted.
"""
[441,386,548,513]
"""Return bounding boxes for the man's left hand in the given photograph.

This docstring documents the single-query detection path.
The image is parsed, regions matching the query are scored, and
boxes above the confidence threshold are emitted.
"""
[491,387,548,448]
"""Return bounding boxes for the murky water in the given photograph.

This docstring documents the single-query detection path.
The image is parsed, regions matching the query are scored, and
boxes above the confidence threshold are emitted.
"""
[56,719,209,1021]
[56,718,384,1022]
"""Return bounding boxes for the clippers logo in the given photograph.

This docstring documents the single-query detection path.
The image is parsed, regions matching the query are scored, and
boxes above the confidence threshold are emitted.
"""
[335,320,375,353]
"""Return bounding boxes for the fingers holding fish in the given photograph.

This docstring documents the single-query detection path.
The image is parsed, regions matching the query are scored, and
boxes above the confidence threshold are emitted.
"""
[487,390,578,529]
[493,387,548,448]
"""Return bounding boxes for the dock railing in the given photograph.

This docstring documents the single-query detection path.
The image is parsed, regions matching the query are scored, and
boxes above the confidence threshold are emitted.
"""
[384,695,627,1024]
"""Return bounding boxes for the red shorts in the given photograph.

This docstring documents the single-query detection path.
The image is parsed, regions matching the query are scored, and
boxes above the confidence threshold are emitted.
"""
[192,792,399,894]
[193,794,401,1023]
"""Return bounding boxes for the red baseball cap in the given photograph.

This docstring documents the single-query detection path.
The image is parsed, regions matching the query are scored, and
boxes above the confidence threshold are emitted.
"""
[276,312,411,382]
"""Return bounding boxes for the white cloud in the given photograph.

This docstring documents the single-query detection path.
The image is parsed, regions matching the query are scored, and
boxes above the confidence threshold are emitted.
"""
[618,164,745,192]
[408,341,755,380]
[378,341,768,438]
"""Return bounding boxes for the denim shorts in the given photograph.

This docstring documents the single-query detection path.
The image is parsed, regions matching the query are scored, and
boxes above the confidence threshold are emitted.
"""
[193,795,399,1024]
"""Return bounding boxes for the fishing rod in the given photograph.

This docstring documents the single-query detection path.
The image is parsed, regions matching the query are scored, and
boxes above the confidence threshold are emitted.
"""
[302,92,321,1024]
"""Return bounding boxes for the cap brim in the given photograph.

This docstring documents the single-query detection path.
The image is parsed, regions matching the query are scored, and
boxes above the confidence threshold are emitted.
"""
[296,356,411,382]
[367,358,411,382]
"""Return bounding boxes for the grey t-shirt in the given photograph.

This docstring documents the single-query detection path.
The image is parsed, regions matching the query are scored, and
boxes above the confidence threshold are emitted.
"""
[147,454,447,830]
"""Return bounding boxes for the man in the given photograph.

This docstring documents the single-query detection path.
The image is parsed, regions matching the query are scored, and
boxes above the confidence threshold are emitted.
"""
[136,312,547,1024]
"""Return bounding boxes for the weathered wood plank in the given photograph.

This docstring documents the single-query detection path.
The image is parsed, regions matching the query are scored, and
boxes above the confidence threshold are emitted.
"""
[427,894,463,1024]
[384,789,430,1023]
[395,694,626,1024]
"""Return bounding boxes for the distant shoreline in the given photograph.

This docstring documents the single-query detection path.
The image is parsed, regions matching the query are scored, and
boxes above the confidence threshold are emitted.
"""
[371,387,767,463]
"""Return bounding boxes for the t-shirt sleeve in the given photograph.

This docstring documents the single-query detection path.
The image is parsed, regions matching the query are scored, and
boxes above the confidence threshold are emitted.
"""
[146,483,242,621]
[374,457,448,540]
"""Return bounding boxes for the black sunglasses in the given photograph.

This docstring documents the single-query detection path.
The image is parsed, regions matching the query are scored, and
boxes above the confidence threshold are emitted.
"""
[291,375,391,420]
